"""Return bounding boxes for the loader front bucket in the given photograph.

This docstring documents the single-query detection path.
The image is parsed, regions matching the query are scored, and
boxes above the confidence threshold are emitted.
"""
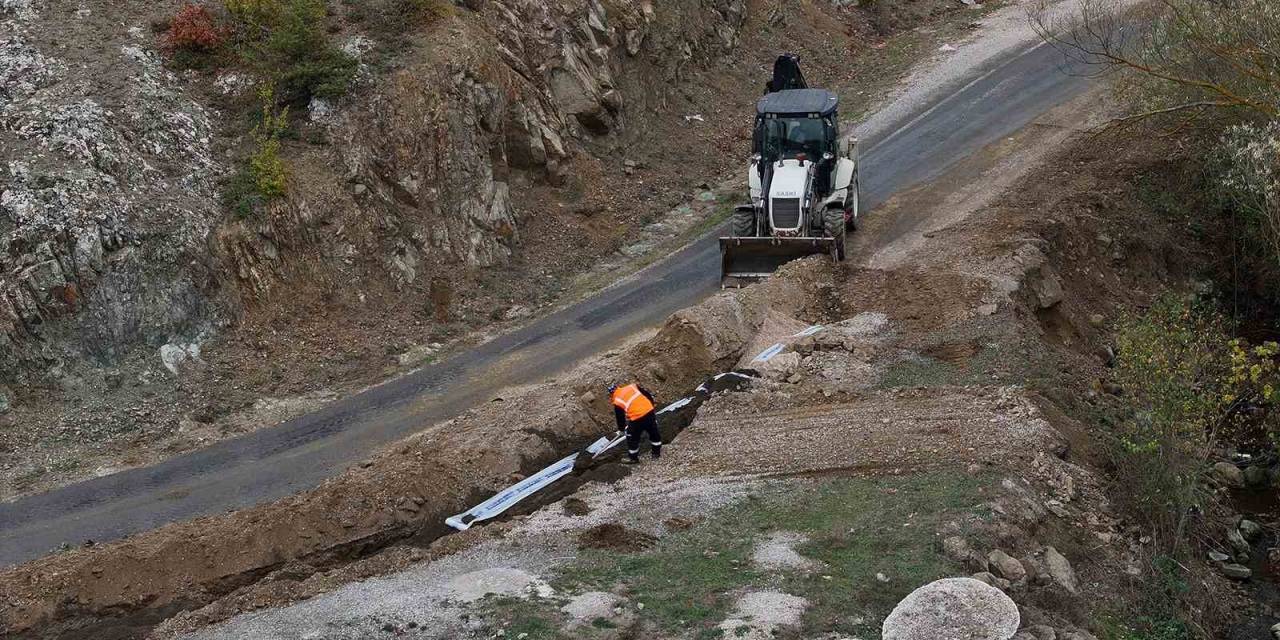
[719,236,836,287]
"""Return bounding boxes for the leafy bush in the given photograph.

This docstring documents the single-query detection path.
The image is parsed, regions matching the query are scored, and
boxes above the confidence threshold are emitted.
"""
[344,0,455,36]
[163,4,228,69]
[165,4,227,53]
[1104,296,1279,636]
[1214,122,1280,288]
[225,87,290,217]
[401,0,456,22]
[1109,296,1280,538]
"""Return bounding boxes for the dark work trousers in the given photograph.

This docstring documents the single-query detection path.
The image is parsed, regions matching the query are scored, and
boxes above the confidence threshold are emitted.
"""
[626,412,662,460]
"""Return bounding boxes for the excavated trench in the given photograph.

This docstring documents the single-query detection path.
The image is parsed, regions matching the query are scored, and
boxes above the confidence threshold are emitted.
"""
[26,379,750,640]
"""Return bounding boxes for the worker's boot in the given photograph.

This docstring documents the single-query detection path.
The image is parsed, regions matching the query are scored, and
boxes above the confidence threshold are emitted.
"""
[651,443,662,460]
[625,451,641,464]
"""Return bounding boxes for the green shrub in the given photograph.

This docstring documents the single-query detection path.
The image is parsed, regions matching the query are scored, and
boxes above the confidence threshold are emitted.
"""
[225,87,290,217]
[1109,295,1280,538]
[223,0,357,105]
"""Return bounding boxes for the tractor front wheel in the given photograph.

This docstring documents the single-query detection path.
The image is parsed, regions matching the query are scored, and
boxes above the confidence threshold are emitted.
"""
[731,207,757,237]
[824,207,847,262]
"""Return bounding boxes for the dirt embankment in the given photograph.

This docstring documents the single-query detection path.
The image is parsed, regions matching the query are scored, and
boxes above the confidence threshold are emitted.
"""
[0,262,834,639]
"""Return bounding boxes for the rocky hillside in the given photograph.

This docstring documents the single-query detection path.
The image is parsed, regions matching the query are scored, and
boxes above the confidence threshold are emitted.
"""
[0,0,748,387]
[0,0,974,496]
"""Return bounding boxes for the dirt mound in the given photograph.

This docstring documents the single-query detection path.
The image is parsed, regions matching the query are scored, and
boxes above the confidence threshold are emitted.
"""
[563,498,592,517]
[577,523,656,551]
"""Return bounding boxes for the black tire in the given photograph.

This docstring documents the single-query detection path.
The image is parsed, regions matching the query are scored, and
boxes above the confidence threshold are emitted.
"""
[846,174,860,233]
[824,207,847,262]
[731,207,756,237]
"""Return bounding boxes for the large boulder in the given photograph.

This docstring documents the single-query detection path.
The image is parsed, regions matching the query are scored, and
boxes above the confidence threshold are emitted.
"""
[882,577,1020,640]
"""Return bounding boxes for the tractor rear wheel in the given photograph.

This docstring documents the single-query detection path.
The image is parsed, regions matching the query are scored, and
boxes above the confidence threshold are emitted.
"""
[731,207,757,237]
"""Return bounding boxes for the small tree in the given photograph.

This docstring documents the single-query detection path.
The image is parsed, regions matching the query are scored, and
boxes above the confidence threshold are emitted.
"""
[1032,0,1280,127]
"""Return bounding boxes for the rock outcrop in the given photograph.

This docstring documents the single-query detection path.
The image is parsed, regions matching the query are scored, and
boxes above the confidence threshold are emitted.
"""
[1,3,222,386]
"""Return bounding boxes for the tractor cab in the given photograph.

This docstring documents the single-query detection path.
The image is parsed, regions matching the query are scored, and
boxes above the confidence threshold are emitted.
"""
[752,89,841,198]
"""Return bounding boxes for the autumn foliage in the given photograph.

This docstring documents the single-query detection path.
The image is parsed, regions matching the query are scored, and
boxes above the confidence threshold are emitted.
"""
[164,4,226,54]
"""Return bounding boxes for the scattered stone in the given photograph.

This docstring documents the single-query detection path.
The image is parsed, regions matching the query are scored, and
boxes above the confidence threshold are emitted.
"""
[876,572,891,583]
[1059,631,1099,640]
[159,342,202,375]
[976,303,999,316]
[1212,461,1245,488]
[308,97,334,121]
[561,591,625,623]
[970,571,1010,591]
[753,532,820,572]
[1026,625,1058,640]
[755,351,801,382]
[0,386,10,414]
[987,549,1027,582]
[1032,270,1065,309]
[718,591,808,638]
[1240,519,1264,542]
[1228,527,1251,559]
[1207,550,1230,563]
[1221,563,1252,580]
[1244,465,1269,487]
[942,536,972,563]
[1043,546,1079,594]
[1270,621,1280,639]
[1087,313,1105,327]
[882,578,1019,640]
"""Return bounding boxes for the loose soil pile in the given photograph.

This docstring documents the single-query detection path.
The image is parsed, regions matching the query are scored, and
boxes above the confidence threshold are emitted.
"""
[577,523,657,551]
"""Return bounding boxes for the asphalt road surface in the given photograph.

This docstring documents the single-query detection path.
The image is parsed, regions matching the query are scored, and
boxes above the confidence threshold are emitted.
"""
[0,40,1094,567]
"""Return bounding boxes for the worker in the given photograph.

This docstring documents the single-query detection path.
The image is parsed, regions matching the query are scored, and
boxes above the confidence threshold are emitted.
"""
[609,382,661,463]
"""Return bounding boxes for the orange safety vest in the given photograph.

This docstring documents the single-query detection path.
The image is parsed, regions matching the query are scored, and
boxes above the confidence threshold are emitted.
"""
[611,383,655,422]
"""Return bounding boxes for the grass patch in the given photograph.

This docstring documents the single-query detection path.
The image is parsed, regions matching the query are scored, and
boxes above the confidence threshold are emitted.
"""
[877,355,959,389]
[482,596,566,640]
[487,473,992,639]
[875,345,1003,389]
